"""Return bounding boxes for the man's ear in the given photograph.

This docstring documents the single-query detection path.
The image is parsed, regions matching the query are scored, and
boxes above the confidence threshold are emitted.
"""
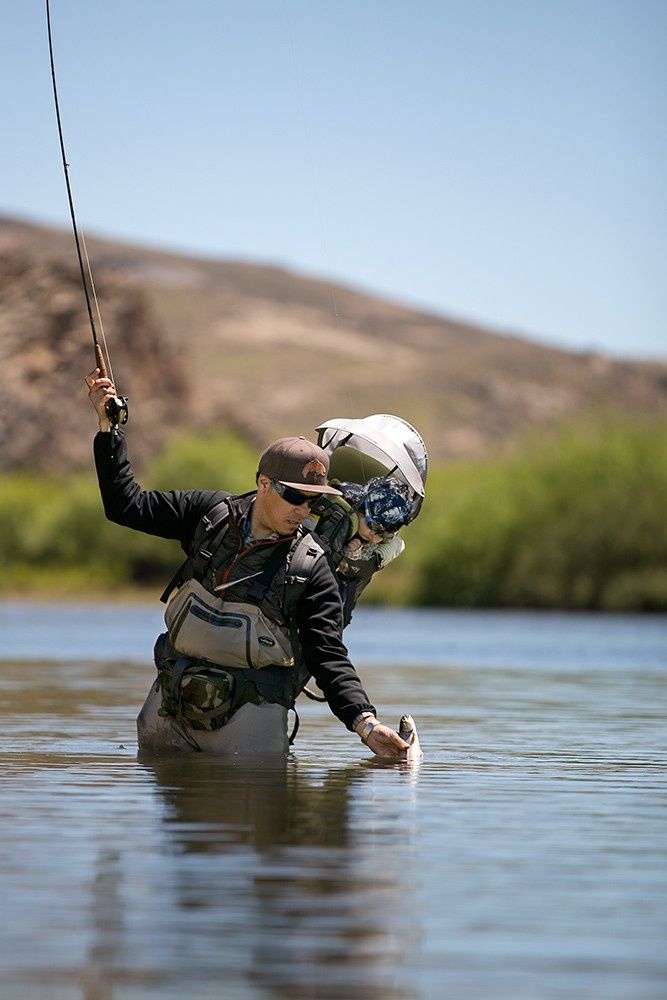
[257,475,270,494]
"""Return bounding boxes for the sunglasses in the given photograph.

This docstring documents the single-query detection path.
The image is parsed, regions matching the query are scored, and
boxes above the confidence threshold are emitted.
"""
[363,500,397,538]
[271,480,322,508]
[364,514,394,538]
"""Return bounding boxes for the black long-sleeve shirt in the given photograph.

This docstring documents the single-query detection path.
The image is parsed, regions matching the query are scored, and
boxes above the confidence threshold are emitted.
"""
[93,431,376,729]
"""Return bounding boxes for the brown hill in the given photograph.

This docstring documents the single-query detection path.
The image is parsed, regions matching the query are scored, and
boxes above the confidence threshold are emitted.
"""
[1,214,666,472]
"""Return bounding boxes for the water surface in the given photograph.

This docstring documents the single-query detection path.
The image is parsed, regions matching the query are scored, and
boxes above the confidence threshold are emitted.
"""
[1,604,665,999]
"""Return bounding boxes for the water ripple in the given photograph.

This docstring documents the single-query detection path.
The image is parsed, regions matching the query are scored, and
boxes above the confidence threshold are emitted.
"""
[0,608,665,999]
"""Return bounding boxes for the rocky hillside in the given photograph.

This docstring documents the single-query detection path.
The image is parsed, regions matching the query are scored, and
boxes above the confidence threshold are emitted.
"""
[0,236,189,471]
[1,214,666,472]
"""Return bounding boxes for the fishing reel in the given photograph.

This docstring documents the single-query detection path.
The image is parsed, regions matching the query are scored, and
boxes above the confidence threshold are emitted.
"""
[105,395,129,427]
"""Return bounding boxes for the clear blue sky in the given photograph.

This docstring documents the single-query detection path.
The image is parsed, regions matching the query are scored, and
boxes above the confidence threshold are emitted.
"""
[2,1,665,358]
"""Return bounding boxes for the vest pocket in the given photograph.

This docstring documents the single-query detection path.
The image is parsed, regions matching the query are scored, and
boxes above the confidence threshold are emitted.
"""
[165,579,293,669]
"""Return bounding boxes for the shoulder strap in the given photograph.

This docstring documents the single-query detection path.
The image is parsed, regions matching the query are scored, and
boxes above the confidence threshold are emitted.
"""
[283,532,328,706]
[190,499,232,579]
[307,495,356,565]
[159,499,231,604]
[284,532,328,619]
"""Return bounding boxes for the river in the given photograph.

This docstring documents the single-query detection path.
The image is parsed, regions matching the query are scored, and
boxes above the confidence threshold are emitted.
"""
[1,603,665,999]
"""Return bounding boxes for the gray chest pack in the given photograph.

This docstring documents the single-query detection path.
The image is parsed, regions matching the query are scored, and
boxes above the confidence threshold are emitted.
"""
[154,499,327,737]
[162,498,327,668]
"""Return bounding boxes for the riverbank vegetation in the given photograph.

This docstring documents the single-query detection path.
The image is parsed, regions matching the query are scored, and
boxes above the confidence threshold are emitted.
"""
[2,421,665,610]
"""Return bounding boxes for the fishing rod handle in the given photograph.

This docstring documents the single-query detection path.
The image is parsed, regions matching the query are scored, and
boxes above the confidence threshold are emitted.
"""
[94,344,109,379]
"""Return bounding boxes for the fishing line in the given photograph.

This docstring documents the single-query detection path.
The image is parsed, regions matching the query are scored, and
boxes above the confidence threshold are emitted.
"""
[45,0,127,426]
[283,1,341,326]
[283,2,368,484]
[80,228,117,388]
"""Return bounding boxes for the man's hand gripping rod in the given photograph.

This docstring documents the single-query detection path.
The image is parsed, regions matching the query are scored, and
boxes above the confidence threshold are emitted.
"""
[93,344,128,429]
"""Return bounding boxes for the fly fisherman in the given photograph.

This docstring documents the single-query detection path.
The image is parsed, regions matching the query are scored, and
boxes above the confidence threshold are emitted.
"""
[86,368,410,758]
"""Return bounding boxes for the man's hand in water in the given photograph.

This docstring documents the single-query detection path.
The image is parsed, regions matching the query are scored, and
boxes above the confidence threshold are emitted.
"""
[364,722,410,759]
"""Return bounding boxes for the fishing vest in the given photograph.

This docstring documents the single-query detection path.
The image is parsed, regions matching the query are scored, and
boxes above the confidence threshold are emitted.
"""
[155,495,327,734]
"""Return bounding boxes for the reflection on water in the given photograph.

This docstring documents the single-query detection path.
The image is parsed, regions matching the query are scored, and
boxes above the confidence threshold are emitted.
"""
[142,756,418,999]
[0,607,666,999]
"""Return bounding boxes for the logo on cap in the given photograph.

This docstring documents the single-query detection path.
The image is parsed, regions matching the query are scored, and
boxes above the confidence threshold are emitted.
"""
[303,459,327,481]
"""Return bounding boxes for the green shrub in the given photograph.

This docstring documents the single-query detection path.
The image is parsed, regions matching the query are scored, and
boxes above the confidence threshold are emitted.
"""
[0,427,257,592]
[411,421,667,610]
[144,429,257,494]
[0,475,49,563]
[2,419,665,609]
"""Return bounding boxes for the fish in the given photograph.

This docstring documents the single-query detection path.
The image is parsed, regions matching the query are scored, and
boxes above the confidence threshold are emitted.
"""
[398,714,423,761]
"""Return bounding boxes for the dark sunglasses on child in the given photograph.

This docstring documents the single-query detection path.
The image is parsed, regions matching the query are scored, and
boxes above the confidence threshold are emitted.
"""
[363,502,395,538]
[364,514,394,537]
[271,480,322,507]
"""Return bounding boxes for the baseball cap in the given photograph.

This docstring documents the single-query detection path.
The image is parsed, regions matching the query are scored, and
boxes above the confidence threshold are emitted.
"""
[258,437,342,494]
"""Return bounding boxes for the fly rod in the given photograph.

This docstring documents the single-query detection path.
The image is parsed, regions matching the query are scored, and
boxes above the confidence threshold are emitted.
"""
[45,0,128,428]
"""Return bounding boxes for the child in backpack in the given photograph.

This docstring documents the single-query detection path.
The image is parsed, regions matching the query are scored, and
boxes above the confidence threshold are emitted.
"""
[337,477,412,572]
[312,476,414,624]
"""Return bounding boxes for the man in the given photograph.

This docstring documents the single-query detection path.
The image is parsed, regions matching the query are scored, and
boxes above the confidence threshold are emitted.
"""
[86,368,409,758]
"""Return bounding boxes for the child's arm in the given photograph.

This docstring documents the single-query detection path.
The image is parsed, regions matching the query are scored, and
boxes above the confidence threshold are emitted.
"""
[374,535,405,568]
